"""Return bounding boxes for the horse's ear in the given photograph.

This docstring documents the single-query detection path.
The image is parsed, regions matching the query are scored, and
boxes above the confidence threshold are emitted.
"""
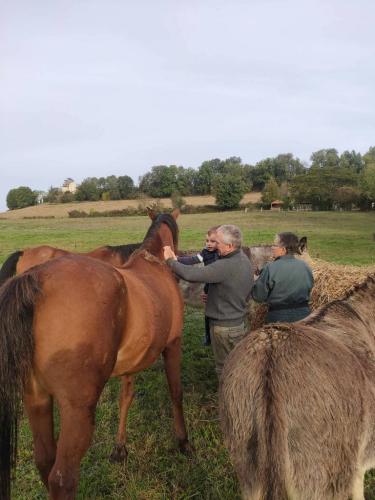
[298,236,308,254]
[171,208,180,220]
[146,207,157,220]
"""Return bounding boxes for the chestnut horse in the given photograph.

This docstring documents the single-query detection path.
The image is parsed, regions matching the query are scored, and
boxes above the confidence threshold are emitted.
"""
[0,242,141,285]
[0,209,189,499]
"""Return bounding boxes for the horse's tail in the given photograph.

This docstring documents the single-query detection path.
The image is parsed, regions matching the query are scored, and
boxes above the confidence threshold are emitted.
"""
[0,270,41,500]
[220,334,289,500]
[0,251,23,286]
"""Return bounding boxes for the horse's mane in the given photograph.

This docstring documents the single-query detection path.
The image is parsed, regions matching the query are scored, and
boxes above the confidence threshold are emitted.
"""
[106,243,142,259]
[142,213,179,247]
[305,273,375,326]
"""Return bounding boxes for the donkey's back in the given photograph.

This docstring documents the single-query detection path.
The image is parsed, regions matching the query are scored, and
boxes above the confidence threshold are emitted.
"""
[220,323,375,500]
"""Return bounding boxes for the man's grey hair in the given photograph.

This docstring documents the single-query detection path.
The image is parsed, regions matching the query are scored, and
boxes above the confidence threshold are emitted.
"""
[217,225,242,248]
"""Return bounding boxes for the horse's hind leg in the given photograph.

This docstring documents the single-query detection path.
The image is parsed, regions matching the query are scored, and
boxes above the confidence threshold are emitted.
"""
[162,338,189,452]
[24,390,56,488]
[47,404,97,500]
[109,374,135,463]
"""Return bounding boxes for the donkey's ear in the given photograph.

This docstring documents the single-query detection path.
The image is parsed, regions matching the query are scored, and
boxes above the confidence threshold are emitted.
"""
[298,236,308,254]
[171,208,180,220]
[146,207,157,220]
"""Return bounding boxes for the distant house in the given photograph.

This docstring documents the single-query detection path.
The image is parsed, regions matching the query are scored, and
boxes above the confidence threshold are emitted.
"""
[61,178,77,194]
[270,199,284,211]
[36,192,47,204]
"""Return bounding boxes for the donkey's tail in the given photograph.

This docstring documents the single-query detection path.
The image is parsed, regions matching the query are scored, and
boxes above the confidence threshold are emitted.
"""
[0,271,41,500]
[220,334,289,500]
[258,348,289,500]
[0,251,23,287]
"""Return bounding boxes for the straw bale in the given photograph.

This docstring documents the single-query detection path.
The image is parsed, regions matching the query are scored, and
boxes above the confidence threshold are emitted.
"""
[309,259,375,309]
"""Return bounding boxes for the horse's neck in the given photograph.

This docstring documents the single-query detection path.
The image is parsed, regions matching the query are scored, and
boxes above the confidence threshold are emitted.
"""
[141,235,173,261]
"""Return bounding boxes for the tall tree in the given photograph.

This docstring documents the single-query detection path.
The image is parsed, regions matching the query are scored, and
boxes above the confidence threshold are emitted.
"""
[214,175,246,210]
[339,150,364,173]
[261,177,280,206]
[310,149,339,169]
[6,186,36,210]
[291,167,358,210]
[118,175,135,199]
[359,164,375,201]
[75,178,100,201]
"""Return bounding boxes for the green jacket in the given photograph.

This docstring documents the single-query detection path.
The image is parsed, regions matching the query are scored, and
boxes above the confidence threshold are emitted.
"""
[252,255,313,309]
[167,249,253,326]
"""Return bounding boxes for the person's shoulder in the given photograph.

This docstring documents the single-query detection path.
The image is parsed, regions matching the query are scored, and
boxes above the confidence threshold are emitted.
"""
[238,249,253,266]
[295,257,312,270]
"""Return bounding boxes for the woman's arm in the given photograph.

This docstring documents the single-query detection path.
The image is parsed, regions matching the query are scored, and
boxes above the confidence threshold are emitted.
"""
[251,265,271,303]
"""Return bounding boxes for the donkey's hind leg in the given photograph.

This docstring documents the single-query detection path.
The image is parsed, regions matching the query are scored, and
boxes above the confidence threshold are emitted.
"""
[162,338,190,452]
[109,374,135,463]
[47,403,97,500]
[351,468,365,500]
[24,390,56,488]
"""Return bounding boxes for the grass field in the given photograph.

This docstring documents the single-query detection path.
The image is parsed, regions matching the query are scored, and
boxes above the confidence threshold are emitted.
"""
[0,210,374,265]
[1,210,374,499]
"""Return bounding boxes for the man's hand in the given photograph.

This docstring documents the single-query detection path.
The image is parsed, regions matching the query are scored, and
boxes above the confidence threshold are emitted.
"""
[163,246,177,261]
[200,292,208,304]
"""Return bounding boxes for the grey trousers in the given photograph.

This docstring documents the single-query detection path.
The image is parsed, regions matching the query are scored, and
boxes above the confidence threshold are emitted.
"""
[210,322,246,378]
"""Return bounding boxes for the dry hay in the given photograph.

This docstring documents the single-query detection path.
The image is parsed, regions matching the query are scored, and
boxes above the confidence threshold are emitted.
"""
[309,259,375,309]
[249,258,375,331]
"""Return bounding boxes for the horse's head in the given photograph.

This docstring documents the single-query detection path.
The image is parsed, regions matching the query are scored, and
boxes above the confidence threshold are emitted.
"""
[143,208,180,259]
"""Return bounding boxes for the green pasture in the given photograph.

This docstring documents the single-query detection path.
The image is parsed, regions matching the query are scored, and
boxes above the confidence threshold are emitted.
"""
[0,210,374,265]
[1,210,374,499]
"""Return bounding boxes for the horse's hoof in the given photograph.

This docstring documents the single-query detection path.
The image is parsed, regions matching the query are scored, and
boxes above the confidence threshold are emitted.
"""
[178,439,194,455]
[109,444,128,463]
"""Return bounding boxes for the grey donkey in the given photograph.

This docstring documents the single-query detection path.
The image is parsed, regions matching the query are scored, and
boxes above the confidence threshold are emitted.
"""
[220,274,375,500]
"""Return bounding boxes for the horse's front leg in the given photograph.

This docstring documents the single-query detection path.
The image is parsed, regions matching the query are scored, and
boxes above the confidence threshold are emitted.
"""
[109,374,135,463]
[162,338,190,453]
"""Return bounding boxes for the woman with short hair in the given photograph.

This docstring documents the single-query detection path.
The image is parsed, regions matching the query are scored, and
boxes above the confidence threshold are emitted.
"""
[252,232,314,323]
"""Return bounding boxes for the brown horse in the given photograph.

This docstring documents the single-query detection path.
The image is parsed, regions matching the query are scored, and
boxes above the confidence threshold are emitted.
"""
[0,209,189,499]
[220,274,375,500]
[0,242,142,285]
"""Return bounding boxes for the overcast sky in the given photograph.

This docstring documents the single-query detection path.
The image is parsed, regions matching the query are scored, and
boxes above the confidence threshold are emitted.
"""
[1,0,375,211]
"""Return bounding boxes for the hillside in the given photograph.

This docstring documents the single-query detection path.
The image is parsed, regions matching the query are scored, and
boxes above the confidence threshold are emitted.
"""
[0,192,261,219]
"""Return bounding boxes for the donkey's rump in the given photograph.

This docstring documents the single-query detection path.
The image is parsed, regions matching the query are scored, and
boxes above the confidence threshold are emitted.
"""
[220,322,375,500]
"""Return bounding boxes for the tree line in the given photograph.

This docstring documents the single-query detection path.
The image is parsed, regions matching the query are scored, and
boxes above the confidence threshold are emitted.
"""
[6,147,375,211]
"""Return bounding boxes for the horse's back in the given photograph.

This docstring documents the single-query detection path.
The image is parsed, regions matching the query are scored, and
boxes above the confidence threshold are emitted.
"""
[220,325,374,499]
[17,245,69,274]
